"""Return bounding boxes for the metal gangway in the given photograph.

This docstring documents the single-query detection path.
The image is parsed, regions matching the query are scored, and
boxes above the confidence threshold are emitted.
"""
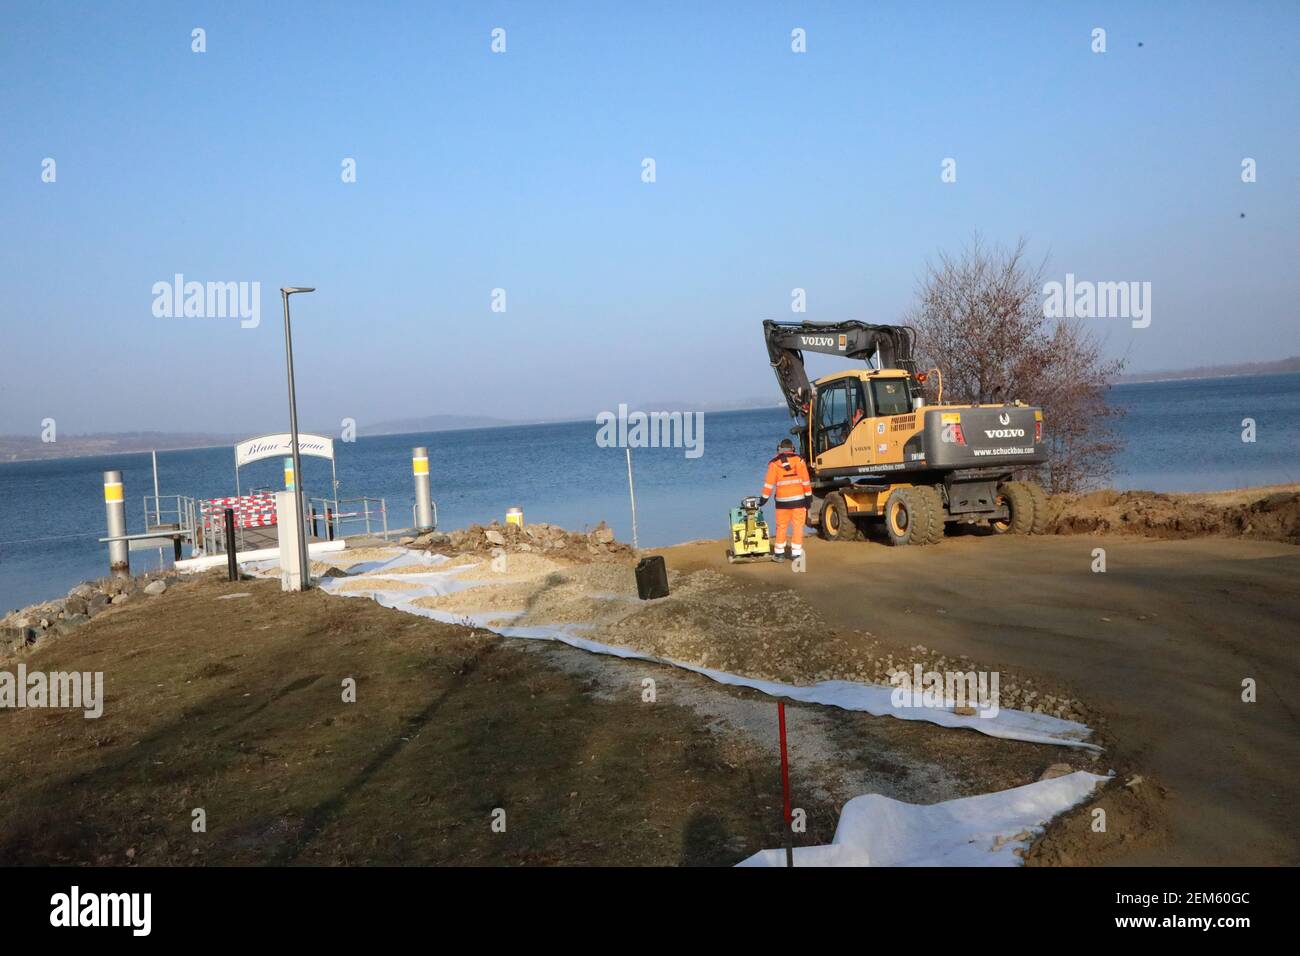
[97,494,200,558]
[194,493,397,554]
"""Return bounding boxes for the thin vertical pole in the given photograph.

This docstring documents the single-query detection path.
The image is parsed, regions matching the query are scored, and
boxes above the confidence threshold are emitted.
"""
[778,701,794,868]
[152,449,163,568]
[151,450,160,521]
[282,290,311,588]
[625,448,639,550]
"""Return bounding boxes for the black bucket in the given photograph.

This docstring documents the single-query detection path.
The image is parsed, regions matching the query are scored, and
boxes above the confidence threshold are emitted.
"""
[635,555,669,600]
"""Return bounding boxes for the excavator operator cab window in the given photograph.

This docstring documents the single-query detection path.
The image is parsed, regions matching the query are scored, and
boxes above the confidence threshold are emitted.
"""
[815,379,866,454]
[871,379,911,417]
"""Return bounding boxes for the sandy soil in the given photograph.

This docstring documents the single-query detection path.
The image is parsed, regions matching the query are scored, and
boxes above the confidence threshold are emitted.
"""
[661,528,1300,865]
[407,559,1089,722]
[1049,485,1300,544]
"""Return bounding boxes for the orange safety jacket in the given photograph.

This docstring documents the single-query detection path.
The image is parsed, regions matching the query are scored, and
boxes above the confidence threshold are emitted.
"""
[760,453,812,509]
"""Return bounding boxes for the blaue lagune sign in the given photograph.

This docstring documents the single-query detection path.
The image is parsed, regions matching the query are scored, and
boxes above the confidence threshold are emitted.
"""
[235,433,335,467]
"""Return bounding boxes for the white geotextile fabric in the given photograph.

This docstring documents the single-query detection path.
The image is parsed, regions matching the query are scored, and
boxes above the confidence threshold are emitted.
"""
[251,549,1099,751]
[737,771,1110,867]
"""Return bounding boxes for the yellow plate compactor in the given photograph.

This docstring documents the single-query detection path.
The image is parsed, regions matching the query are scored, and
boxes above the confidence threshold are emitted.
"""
[726,496,774,563]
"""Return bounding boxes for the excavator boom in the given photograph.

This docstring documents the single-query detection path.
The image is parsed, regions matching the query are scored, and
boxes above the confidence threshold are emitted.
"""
[762,319,921,419]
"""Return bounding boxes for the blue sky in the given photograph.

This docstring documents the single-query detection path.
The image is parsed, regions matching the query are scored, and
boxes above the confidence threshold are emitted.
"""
[2,1,1297,434]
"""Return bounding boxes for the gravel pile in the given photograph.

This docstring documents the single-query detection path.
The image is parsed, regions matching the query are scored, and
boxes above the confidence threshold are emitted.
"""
[409,520,634,561]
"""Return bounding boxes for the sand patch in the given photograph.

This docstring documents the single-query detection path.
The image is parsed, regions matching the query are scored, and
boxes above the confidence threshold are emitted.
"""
[412,561,638,626]
[450,552,570,582]
[1050,486,1300,544]
[326,547,406,567]
[336,577,426,593]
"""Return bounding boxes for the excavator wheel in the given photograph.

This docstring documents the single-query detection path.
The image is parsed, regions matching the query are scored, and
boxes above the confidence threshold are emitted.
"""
[884,488,930,546]
[819,492,860,541]
[910,485,947,544]
[990,481,1035,536]
[1025,481,1050,534]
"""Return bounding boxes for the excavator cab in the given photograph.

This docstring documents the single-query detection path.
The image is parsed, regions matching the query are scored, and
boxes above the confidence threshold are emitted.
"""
[809,368,921,473]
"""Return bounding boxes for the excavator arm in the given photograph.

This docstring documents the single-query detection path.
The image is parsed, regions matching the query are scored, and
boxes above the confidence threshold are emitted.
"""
[763,319,921,420]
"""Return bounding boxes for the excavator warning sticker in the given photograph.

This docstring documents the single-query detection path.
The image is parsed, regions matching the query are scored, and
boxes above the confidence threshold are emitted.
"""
[941,413,961,424]
[838,334,847,350]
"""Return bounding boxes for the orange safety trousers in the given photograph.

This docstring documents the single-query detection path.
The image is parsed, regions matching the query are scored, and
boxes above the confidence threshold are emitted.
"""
[774,508,807,554]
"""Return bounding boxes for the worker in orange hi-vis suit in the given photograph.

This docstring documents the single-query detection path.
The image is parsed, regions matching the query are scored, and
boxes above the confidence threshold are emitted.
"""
[758,438,813,562]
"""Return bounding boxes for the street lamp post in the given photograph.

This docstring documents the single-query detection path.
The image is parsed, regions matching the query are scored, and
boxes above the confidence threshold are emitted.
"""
[281,286,315,589]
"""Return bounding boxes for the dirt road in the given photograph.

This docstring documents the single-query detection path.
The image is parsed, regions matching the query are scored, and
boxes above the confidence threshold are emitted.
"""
[663,531,1300,865]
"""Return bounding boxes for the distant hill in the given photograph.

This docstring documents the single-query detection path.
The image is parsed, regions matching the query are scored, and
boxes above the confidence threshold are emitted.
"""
[1117,356,1300,384]
[0,416,519,463]
[359,414,518,436]
[0,431,244,463]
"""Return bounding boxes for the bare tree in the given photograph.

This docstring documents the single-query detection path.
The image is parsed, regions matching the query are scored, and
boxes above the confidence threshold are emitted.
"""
[907,235,1126,492]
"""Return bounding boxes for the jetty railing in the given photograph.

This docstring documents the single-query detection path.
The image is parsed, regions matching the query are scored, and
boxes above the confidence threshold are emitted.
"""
[309,496,390,540]
[141,494,199,551]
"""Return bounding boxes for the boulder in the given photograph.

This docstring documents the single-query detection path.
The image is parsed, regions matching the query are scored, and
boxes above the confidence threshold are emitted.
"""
[56,615,89,636]
[485,529,506,546]
[144,580,168,597]
[111,593,131,606]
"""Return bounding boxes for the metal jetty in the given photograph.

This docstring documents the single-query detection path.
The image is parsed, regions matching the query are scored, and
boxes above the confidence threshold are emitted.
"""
[96,439,439,576]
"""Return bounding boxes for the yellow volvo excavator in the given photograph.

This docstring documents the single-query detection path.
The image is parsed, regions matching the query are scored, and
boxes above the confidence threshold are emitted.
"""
[764,319,1049,545]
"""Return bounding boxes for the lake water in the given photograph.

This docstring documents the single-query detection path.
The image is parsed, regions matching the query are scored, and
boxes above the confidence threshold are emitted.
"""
[2,372,1297,612]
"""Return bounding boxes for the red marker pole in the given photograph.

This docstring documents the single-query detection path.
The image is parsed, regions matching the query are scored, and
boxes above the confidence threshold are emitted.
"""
[778,700,794,867]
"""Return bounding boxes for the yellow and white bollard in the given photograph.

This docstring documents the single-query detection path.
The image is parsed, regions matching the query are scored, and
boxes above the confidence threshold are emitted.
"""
[413,446,434,531]
[505,506,524,528]
[283,457,296,491]
[103,470,129,577]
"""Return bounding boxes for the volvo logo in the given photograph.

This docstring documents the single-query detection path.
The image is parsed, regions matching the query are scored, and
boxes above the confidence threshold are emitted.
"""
[998,412,1011,425]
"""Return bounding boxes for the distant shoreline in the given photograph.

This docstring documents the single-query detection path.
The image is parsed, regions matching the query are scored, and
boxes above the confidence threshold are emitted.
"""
[1116,370,1300,385]
[2,367,1297,464]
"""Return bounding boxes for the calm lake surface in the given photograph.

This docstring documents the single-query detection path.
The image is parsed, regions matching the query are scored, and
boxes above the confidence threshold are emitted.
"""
[2,372,1297,612]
